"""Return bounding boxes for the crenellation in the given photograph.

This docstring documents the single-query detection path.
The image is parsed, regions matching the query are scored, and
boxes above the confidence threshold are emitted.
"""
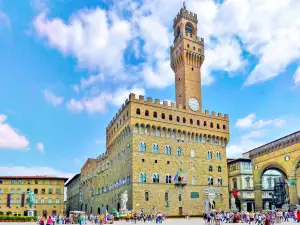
[212,111,216,116]
[205,110,209,115]
[171,102,176,108]
[138,95,144,101]
[155,99,160,104]
[147,97,152,103]
[163,100,168,106]
[218,113,223,118]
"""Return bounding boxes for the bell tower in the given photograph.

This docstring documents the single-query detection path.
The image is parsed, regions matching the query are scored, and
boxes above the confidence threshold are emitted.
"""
[170,3,205,112]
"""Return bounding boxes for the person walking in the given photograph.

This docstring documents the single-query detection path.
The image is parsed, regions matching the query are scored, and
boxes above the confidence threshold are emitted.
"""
[46,216,53,225]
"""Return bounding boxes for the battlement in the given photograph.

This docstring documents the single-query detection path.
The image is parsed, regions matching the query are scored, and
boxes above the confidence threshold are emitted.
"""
[174,5,198,26]
[97,152,108,162]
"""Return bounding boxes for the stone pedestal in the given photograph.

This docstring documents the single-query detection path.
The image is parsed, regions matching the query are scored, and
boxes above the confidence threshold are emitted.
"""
[28,209,34,217]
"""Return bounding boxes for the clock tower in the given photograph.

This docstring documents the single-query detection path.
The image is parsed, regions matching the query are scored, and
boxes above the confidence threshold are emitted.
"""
[170,3,205,112]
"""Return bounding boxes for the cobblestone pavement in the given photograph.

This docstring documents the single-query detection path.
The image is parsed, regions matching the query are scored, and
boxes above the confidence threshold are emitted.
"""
[0,220,298,225]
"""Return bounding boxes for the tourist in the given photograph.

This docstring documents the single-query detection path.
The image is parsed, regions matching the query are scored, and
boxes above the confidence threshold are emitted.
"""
[46,216,53,225]
[297,210,300,223]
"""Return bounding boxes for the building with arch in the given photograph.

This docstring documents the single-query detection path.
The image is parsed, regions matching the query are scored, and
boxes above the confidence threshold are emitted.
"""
[75,3,230,216]
[243,131,300,210]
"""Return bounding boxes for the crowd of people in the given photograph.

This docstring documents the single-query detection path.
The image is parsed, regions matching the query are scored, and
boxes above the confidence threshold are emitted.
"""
[203,210,300,225]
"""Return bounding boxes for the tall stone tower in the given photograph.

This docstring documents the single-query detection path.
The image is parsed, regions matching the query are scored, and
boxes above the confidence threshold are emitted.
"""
[170,3,205,112]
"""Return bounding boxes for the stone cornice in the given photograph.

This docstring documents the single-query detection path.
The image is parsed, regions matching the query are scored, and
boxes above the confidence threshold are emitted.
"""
[245,131,300,159]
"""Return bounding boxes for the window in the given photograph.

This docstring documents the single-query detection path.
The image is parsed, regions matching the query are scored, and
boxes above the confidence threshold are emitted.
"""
[167,161,170,164]
[48,188,53,194]
[193,46,196,50]
[139,142,146,152]
[207,151,212,159]
[187,44,190,48]
[223,125,226,130]
[10,198,14,204]
[11,180,16,184]
[177,147,181,156]
[197,120,200,126]
[243,162,251,169]
[142,159,145,162]
[17,179,22,184]
[42,180,46,185]
[165,145,171,155]
[164,192,168,201]
[218,178,222,186]
[210,122,214,128]
[16,199,20,204]
[145,192,149,201]
[17,189,22,194]
[204,121,207,127]
[233,178,237,189]
[41,189,45,194]
[145,110,149,116]
[192,176,196,185]
[41,198,45,204]
[267,177,272,189]
[149,144,158,154]
[217,124,220,129]
[208,177,213,186]
[48,198,52,204]
[139,173,147,183]
[169,115,173,121]
[245,177,251,188]
[35,180,38,184]
[185,22,194,36]
[27,180,31,184]
[49,180,53,185]
[154,160,158,163]
[161,113,165,119]
[179,194,182,201]
[56,198,60,203]
[209,165,213,172]
[183,117,186,123]
[34,189,38,194]
[218,166,222,172]
[56,189,61,194]
[177,116,180,122]
[191,149,195,158]
[190,119,193,124]
[152,174,160,183]
[10,189,15,194]
[136,108,141,115]
[216,152,221,160]
[165,175,172,184]
[153,112,157,118]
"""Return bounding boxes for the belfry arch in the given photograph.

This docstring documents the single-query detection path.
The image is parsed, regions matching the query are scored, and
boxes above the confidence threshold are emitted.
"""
[244,131,300,210]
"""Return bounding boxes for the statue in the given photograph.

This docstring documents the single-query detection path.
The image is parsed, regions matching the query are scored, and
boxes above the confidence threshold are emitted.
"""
[26,190,35,209]
[230,194,237,211]
[120,190,128,211]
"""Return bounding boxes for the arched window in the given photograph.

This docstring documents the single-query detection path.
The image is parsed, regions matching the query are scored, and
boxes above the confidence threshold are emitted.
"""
[217,124,220,129]
[48,198,52,204]
[208,177,213,186]
[216,152,221,160]
[17,189,22,194]
[152,144,159,153]
[210,122,214,128]
[223,125,226,130]
[177,116,180,122]
[55,198,60,203]
[16,199,21,204]
[165,175,172,184]
[179,194,182,201]
[218,166,222,172]
[136,108,141,115]
[190,119,193,125]
[165,145,171,155]
[204,121,207,127]
[41,198,45,204]
[139,173,147,183]
[10,198,14,204]
[152,174,160,183]
[207,151,212,159]
[185,22,194,36]
[197,120,200,126]
[183,117,186,123]
[209,165,213,172]
[139,142,146,152]
[10,189,14,194]
[191,149,195,158]
[218,178,222,186]
[177,147,181,156]
[153,112,157,118]
[145,192,149,201]
[145,110,149,116]
[41,189,45,194]
[169,115,173,121]
[34,188,38,194]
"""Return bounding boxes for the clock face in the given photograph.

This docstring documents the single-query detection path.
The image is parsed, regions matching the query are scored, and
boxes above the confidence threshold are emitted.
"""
[188,98,200,111]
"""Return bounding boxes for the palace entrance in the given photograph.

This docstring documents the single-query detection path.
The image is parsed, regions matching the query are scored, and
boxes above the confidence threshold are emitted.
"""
[244,131,300,210]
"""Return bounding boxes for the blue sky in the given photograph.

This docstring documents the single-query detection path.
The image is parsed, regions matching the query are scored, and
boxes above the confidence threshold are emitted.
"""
[0,0,299,178]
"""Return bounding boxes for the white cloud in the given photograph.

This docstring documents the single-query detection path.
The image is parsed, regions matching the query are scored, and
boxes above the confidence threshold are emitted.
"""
[34,8,132,76]
[236,113,285,129]
[80,73,104,89]
[0,115,29,150]
[44,90,63,106]
[67,87,145,114]
[0,10,10,29]
[0,166,73,179]
[36,142,44,153]
[294,66,300,85]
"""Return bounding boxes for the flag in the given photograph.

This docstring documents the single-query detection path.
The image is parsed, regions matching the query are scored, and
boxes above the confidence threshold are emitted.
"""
[173,172,178,181]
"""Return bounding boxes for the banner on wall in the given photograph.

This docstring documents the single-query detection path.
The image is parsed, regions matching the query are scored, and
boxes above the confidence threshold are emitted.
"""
[7,194,11,207]
[21,193,25,207]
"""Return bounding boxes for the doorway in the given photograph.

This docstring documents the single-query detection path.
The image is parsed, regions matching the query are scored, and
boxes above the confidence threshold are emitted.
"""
[117,202,121,212]
[178,207,183,215]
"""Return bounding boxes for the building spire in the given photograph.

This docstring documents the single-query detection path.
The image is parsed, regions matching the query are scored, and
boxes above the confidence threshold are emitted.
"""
[183,1,186,10]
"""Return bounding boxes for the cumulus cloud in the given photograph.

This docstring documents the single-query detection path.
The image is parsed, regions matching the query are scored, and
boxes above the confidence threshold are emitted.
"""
[294,66,300,85]
[0,115,29,150]
[67,87,145,114]
[36,142,44,153]
[44,90,63,106]
[236,113,285,129]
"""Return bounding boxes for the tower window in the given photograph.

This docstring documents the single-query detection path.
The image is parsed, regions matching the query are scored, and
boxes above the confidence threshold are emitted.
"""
[177,116,180,122]
[193,46,195,50]
[198,48,201,52]
[178,78,180,81]
[192,67,194,71]
[162,113,165,119]
[169,115,173,121]
[153,112,157,118]
[136,108,141,115]
[183,117,186,123]
[190,119,193,125]
[197,120,200,126]
[217,124,220,129]
[185,22,194,37]
[204,121,207,127]
[210,122,214,128]
[187,44,190,48]
[223,125,226,130]
[145,110,149,116]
